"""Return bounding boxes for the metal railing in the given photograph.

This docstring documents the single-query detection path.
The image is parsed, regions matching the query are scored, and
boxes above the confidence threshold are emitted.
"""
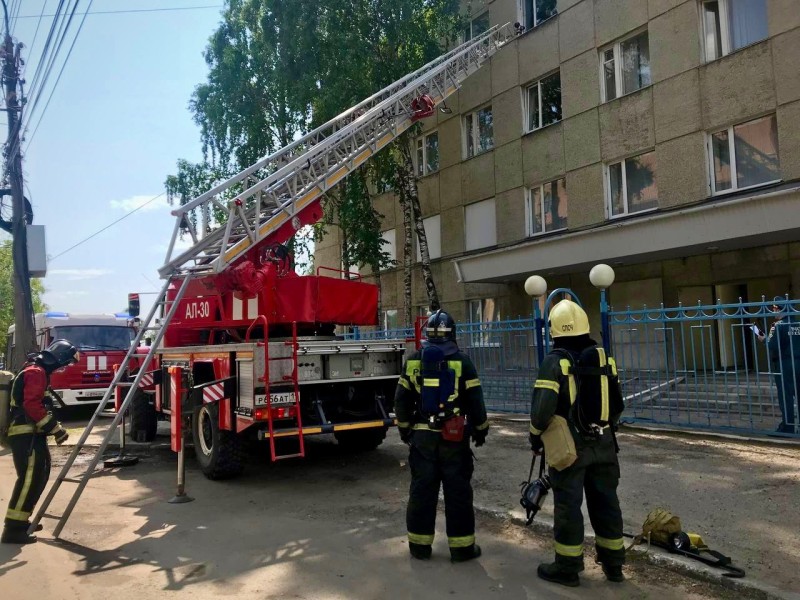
[355,298,800,439]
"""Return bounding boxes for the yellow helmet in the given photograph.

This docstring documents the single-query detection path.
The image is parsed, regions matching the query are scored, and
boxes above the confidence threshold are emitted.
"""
[549,299,590,337]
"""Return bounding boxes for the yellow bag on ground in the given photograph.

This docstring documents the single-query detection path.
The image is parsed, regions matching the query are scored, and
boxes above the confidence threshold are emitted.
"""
[541,415,577,471]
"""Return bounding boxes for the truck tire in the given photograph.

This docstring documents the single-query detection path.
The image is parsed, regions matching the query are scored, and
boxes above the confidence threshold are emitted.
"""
[334,426,388,452]
[192,403,244,479]
[129,390,158,443]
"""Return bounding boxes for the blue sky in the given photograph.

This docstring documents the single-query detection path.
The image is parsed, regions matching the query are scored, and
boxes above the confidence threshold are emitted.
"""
[5,1,225,316]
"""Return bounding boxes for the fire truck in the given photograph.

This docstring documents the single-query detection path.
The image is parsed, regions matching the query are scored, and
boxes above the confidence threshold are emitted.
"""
[6,312,137,409]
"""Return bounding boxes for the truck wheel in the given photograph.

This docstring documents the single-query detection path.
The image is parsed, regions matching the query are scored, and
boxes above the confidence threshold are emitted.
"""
[129,390,158,443]
[192,403,244,479]
[334,426,387,452]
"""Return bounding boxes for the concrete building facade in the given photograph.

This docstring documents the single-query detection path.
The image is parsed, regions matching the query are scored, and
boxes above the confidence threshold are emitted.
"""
[314,0,800,329]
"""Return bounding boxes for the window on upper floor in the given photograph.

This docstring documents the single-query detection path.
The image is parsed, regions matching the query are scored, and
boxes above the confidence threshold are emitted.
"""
[527,178,568,235]
[463,11,490,42]
[708,114,780,195]
[416,215,442,262]
[701,0,768,62]
[521,0,557,30]
[600,30,651,102]
[525,72,562,133]
[606,151,659,218]
[415,130,439,177]
[464,105,493,158]
[464,198,497,251]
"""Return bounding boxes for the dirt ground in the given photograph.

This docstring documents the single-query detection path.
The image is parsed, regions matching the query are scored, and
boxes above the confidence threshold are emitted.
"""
[0,411,797,599]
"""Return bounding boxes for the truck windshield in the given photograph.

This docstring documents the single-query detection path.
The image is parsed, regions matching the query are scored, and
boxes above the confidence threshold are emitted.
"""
[51,326,134,351]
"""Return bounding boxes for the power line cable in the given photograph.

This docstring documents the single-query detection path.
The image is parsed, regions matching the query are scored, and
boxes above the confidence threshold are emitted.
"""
[24,0,93,150]
[48,192,166,262]
[26,0,51,66]
[17,5,223,19]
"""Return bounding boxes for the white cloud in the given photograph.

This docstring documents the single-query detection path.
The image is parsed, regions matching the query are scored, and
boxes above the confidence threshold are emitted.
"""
[48,290,90,297]
[49,268,113,281]
[110,194,170,212]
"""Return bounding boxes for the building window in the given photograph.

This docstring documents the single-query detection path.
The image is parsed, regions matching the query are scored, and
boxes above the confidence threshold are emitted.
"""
[463,11,490,42]
[702,0,768,62]
[383,309,398,331]
[415,131,439,176]
[708,115,780,195]
[600,30,651,102]
[468,298,501,347]
[525,72,561,133]
[521,0,557,30]
[464,105,493,158]
[606,152,659,217]
[381,229,396,265]
[527,178,567,235]
[465,198,497,251]
[416,215,442,262]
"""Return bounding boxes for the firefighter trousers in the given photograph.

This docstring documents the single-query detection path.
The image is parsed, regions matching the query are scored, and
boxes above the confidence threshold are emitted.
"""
[548,435,624,573]
[4,433,51,529]
[406,430,475,551]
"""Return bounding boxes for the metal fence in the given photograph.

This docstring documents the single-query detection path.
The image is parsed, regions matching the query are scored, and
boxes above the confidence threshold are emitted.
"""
[348,298,800,439]
[609,298,800,439]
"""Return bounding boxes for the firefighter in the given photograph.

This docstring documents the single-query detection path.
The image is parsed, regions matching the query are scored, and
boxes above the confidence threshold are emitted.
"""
[529,300,625,586]
[395,310,489,562]
[2,340,78,544]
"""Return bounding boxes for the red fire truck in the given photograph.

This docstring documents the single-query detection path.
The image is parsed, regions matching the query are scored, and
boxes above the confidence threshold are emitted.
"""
[125,255,411,480]
[6,312,137,409]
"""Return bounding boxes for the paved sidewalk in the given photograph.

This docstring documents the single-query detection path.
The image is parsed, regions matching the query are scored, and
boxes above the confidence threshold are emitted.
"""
[475,416,800,598]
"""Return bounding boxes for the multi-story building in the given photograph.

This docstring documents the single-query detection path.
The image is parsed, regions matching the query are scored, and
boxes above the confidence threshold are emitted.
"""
[315,0,800,332]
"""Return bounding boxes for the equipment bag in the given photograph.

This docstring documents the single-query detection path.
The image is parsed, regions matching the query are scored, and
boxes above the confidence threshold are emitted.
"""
[418,344,456,418]
[0,370,13,449]
[440,415,466,442]
[630,508,745,578]
[541,415,577,470]
[552,346,624,437]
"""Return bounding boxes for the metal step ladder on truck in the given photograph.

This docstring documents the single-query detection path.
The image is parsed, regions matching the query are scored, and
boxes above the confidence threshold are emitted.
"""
[30,23,516,537]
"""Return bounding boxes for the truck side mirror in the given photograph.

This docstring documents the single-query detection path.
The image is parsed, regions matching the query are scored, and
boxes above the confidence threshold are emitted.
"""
[128,293,140,317]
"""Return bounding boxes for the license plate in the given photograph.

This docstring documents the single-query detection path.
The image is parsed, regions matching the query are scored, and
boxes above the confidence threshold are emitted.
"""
[255,392,296,407]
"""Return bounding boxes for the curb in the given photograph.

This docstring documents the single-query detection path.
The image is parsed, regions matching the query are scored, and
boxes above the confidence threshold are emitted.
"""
[473,504,795,600]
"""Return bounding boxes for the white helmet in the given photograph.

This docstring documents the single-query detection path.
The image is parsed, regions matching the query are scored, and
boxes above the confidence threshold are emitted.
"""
[549,299,590,338]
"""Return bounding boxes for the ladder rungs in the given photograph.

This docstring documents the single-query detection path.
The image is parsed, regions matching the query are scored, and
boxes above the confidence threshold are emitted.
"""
[60,477,83,484]
[273,452,304,460]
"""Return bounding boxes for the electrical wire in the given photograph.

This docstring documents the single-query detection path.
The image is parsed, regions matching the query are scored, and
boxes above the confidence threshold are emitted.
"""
[25,0,94,149]
[26,0,51,67]
[16,5,223,19]
[48,192,166,262]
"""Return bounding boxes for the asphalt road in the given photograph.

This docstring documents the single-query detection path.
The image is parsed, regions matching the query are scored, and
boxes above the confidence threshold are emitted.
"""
[0,413,758,600]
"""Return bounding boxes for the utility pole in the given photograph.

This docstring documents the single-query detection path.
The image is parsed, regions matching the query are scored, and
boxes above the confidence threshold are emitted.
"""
[2,3,36,370]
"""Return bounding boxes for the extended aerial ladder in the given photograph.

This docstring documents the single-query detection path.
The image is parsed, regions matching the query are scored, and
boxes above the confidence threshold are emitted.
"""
[29,22,517,538]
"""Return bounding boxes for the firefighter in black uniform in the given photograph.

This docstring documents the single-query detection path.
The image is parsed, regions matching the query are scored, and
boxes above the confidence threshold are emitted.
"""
[395,310,489,562]
[2,340,78,544]
[529,300,625,586]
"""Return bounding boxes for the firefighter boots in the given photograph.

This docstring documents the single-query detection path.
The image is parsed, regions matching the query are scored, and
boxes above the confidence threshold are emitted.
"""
[602,564,625,582]
[1,525,37,544]
[450,544,482,563]
[409,542,432,560]
[537,562,580,587]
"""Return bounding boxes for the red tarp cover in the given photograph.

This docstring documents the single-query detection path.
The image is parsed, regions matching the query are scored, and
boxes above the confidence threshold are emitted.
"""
[273,276,378,325]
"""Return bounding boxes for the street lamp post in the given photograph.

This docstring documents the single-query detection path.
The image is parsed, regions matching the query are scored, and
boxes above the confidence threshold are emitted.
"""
[590,264,616,354]
[524,275,548,367]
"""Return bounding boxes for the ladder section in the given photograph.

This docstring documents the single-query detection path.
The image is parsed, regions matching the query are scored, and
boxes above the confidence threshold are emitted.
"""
[28,275,193,538]
[246,318,305,461]
[160,22,517,279]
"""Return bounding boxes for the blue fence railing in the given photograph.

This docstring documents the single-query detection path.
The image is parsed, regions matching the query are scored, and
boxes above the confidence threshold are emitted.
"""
[353,298,800,439]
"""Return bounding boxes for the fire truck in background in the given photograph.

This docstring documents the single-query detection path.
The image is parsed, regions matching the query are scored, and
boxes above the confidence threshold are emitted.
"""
[6,312,138,409]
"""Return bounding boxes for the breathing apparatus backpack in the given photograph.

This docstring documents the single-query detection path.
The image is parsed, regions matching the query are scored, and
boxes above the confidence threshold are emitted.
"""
[552,345,623,439]
[417,345,463,439]
[0,370,14,449]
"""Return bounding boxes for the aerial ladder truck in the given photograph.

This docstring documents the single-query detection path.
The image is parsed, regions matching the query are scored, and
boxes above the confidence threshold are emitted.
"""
[30,23,516,537]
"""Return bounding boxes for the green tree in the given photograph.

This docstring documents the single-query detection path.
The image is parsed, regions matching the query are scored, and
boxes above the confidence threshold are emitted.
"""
[0,239,46,363]
[168,0,462,322]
